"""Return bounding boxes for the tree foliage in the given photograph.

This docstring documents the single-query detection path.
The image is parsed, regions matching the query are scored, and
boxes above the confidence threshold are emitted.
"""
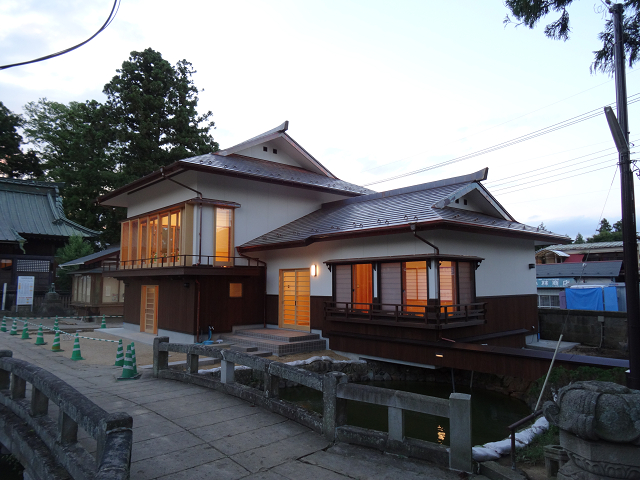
[21,48,217,245]
[55,234,95,291]
[574,232,586,243]
[103,48,218,183]
[586,217,623,242]
[504,0,640,73]
[23,99,124,246]
[0,101,43,179]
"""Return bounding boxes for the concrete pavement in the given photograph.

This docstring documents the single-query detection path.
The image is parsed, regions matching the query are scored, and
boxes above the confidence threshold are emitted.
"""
[0,331,485,480]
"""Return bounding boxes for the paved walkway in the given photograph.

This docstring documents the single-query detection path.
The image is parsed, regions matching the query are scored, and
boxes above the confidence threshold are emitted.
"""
[0,332,479,480]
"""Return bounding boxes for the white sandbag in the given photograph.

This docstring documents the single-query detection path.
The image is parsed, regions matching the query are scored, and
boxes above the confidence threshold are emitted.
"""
[472,446,501,461]
[483,438,512,455]
[515,429,536,445]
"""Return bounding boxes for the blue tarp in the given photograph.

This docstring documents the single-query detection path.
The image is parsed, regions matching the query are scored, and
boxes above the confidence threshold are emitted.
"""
[604,286,618,311]
[565,288,603,311]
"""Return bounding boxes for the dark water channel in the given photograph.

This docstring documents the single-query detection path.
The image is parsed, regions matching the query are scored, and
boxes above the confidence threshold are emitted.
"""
[279,380,531,446]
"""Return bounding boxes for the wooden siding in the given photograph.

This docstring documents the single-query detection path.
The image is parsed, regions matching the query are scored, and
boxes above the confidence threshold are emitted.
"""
[380,263,402,309]
[267,294,332,331]
[325,293,540,376]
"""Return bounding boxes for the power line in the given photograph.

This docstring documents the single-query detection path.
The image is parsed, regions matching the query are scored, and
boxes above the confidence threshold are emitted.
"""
[0,0,120,70]
[363,93,640,187]
[493,163,619,195]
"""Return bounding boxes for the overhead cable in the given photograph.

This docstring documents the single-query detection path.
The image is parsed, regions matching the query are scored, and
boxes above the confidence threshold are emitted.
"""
[0,0,120,70]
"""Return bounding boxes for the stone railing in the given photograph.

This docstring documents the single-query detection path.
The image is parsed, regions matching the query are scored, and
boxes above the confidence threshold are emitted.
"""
[153,337,472,472]
[0,350,132,480]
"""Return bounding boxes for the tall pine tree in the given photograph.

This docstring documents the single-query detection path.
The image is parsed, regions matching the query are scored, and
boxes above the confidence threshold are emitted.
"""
[103,48,218,183]
[0,101,43,179]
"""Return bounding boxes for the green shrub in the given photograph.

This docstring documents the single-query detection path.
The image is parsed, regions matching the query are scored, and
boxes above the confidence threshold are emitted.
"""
[515,425,560,465]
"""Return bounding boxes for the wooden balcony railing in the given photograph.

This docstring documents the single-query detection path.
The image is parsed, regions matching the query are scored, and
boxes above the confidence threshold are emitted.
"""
[324,301,486,328]
[103,254,266,271]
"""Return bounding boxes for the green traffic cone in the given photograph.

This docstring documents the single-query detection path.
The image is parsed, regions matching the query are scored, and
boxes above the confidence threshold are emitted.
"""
[34,324,46,345]
[9,320,17,335]
[130,342,138,375]
[21,322,30,339]
[51,331,63,352]
[100,315,107,329]
[114,339,124,366]
[70,334,84,360]
[54,317,59,332]
[1,317,7,333]
[118,345,134,380]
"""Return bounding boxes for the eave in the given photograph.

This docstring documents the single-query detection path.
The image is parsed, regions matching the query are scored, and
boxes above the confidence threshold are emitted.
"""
[237,219,571,253]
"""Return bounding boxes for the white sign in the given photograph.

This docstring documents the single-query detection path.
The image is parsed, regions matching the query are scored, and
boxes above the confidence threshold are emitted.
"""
[17,276,35,306]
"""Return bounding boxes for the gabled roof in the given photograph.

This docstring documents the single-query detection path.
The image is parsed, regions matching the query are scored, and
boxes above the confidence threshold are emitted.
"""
[536,261,623,278]
[218,121,336,178]
[59,244,120,268]
[238,168,570,252]
[0,178,100,242]
[99,153,373,206]
[537,241,634,255]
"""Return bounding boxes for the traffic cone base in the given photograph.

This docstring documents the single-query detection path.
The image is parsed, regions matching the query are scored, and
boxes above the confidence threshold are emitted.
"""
[70,334,84,360]
[34,324,46,345]
[117,345,140,380]
[51,331,63,352]
[21,323,30,339]
[114,339,124,366]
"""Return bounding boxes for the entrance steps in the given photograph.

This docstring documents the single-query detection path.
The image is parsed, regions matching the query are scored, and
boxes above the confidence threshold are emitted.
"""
[219,328,327,357]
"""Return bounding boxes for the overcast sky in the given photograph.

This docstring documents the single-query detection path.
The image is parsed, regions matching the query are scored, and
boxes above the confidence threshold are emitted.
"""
[2,0,639,240]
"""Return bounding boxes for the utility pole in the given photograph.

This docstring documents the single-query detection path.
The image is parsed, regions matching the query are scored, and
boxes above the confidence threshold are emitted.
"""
[610,3,640,390]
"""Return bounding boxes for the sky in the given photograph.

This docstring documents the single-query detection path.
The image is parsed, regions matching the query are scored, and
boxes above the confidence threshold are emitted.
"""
[2,0,639,240]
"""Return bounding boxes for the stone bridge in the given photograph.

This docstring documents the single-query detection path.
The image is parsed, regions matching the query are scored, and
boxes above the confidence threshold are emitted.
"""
[0,331,473,480]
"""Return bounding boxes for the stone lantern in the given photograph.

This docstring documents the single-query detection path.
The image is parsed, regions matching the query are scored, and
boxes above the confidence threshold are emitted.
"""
[543,381,640,480]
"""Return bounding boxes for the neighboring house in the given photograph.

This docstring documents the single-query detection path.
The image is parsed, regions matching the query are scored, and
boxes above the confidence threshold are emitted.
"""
[59,245,124,317]
[98,122,569,367]
[0,178,100,308]
[534,241,638,309]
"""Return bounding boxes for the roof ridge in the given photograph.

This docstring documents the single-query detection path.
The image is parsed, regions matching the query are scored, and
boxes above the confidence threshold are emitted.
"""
[321,168,488,209]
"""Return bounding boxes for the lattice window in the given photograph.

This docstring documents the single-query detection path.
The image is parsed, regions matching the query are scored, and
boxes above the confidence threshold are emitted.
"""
[16,260,50,272]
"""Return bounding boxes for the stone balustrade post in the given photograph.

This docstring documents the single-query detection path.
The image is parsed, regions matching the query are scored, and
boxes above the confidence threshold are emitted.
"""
[388,406,404,442]
[0,350,11,389]
[30,386,49,417]
[322,371,347,441]
[58,410,78,445]
[221,359,235,384]
[11,373,26,400]
[449,392,472,472]
[187,353,199,374]
[153,336,170,378]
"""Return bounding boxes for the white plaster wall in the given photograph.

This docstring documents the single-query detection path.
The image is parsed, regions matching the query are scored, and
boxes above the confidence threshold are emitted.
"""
[259,230,538,298]
[194,172,349,246]
[126,171,200,217]
[239,142,298,167]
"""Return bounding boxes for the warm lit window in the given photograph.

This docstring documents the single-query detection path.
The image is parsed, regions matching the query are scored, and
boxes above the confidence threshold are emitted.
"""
[404,261,428,312]
[215,208,233,264]
[121,208,183,267]
[439,261,475,306]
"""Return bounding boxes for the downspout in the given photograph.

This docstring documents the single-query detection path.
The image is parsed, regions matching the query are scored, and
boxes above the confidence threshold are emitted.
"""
[160,167,203,264]
[237,249,268,329]
[410,223,439,255]
[195,279,201,343]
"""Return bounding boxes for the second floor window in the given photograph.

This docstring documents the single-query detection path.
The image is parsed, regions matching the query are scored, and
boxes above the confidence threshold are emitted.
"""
[121,207,183,266]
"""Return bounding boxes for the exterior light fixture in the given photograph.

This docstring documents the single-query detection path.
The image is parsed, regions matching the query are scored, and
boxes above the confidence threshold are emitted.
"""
[310,264,317,277]
[529,264,536,269]
[435,353,444,358]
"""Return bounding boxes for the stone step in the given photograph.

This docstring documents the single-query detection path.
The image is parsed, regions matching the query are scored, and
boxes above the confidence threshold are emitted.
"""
[230,345,258,353]
[233,328,320,343]
[219,333,327,357]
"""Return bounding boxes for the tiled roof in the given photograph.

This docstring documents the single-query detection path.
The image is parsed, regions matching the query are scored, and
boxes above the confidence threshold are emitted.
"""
[0,178,100,242]
[536,261,623,278]
[59,244,120,268]
[179,153,374,195]
[240,175,569,251]
[537,241,632,253]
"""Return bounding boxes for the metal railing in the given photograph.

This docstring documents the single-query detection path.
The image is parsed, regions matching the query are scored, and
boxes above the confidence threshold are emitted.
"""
[0,350,132,480]
[153,338,472,472]
[325,301,486,327]
[103,254,266,271]
[507,409,543,470]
